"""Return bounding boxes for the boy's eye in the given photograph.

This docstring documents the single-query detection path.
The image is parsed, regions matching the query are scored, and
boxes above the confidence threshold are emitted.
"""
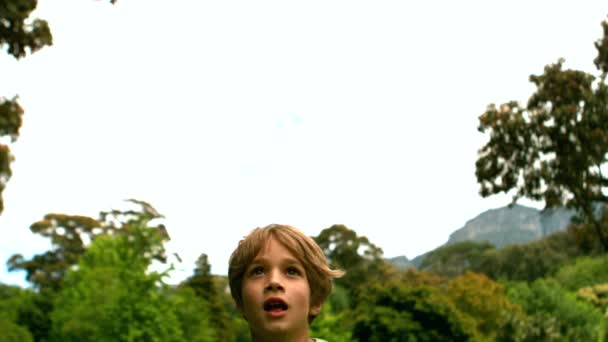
[286,267,301,276]
[250,266,264,276]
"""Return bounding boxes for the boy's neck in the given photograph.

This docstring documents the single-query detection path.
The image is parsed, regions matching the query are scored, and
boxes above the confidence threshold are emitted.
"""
[251,330,313,342]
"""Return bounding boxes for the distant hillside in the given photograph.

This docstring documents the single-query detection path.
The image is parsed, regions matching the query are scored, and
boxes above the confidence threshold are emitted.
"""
[385,255,414,269]
[389,204,576,269]
[446,204,575,248]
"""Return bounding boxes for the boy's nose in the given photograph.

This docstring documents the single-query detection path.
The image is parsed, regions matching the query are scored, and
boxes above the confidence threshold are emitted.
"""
[264,270,284,291]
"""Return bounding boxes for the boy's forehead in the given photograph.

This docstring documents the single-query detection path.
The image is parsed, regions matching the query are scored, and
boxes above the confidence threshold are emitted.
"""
[252,236,301,262]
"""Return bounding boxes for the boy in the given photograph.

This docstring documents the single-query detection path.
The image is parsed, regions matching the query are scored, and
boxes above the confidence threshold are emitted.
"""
[229,224,344,342]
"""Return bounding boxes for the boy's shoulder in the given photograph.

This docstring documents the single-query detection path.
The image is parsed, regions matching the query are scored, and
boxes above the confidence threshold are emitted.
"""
[312,339,328,342]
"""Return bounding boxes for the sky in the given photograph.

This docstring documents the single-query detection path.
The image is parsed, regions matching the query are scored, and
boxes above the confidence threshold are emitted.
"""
[1,0,607,286]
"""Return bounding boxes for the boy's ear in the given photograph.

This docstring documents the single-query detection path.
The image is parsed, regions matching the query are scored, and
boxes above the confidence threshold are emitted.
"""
[310,302,322,316]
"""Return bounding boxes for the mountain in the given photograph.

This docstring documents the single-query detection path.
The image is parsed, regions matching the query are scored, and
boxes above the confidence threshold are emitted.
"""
[389,204,576,269]
[446,204,576,248]
[385,255,414,269]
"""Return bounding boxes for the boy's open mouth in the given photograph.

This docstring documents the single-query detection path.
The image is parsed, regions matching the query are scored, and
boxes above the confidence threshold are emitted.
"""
[263,298,288,312]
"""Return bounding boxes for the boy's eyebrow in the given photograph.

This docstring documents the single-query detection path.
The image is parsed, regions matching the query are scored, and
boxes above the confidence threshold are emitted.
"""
[250,256,303,266]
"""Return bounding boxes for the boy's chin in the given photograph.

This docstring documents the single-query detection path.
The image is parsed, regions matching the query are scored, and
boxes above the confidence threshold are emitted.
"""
[257,314,306,334]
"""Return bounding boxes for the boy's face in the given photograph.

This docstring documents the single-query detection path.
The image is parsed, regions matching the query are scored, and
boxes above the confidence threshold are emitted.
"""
[239,236,320,341]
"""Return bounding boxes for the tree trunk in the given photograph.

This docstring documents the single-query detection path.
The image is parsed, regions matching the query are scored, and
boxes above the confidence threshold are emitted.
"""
[585,205,608,252]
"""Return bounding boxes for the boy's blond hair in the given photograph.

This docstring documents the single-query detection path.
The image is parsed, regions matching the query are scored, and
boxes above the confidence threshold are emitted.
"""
[228,224,344,321]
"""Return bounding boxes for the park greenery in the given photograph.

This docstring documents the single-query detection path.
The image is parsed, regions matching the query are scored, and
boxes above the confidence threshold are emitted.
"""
[3,1,608,341]
[4,210,608,341]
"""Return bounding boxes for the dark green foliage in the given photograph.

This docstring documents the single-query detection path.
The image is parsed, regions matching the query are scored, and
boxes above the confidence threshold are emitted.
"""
[309,285,355,341]
[314,224,393,306]
[3,199,228,341]
[5,200,175,341]
[212,275,251,342]
[446,272,524,341]
[8,214,104,292]
[0,0,116,59]
[50,229,183,341]
[506,279,604,341]
[183,254,215,303]
[8,199,169,292]
[181,254,234,341]
[476,229,582,282]
[421,229,583,283]
[476,18,608,250]
[0,283,52,341]
[5,210,606,341]
[0,0,52,59]
[0,318,32,342]
[315,224,385,269]
[595,20,608,74]
[309,299,355,342]
[352,280,478,342]
[0,97,22,143]
[419,241,496,278]
[325,284,350,312]
[1,286,52,342]
[15,293,51,342]
[0,95,23,214]
[567,207,608,255]
[482,243,555,282]
[0,284,27,323]
[0,284,33,342]
[171,287,216,342]
[555,255,608,291]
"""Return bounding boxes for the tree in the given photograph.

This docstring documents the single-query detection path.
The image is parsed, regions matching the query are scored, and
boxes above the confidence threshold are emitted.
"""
[314,224,395,304]
[446,272,523,341]
[43,204,221,341]
[48,203,178,341]
[566,206,608,254]
[351,278,479,342]
[0,283,34,342]
[308,299,355,342]
[6,200,171,340]
[418,232,584,282]
[170,287,216,342]
[486,243,554,282]
[8,199,169,292]
[50,232,183,341]
[0,0,117,215]
[7,214,104,292]
[315,224,385,267]
[555,255,608,291]
[398,268,447,288]
[506,279,604,341]
[181,253,233,341]
[0,319,32,342]
[182,254,214,302]
[419,241,496,278]
[475,18,608,250]
[1,0,52,60]
[0,97,23,214]
[211,275,251,342]
[468,229,585,282]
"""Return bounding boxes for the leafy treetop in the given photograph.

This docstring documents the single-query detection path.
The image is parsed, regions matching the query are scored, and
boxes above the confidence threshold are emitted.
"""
[476,18,608,250]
